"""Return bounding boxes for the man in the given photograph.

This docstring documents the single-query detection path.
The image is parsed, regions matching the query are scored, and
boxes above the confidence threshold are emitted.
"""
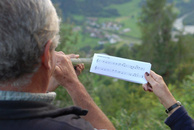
[0,0,115,129]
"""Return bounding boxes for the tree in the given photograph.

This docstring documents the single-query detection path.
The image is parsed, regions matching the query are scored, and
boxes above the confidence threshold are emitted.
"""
[172,35,194,82]
[139,0,176,82]
[116,44,133,59]
[56,21,79,53]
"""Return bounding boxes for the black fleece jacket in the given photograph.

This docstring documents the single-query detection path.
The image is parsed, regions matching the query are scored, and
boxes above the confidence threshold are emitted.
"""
[0,101,94,130]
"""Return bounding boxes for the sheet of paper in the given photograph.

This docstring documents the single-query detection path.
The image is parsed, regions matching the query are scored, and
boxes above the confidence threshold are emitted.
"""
[90,54,152,84]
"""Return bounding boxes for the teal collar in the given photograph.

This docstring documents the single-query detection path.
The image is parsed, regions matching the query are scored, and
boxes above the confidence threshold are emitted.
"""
[0,91,56,104]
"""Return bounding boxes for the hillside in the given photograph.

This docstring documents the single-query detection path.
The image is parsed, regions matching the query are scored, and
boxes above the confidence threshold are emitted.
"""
[52,0,132,18]
[51,0,194,52]
[52,0,194,21]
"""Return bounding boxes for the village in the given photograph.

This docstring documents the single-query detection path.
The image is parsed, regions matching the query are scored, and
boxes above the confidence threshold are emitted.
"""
[73,14,194,45]
[74,17,131,45]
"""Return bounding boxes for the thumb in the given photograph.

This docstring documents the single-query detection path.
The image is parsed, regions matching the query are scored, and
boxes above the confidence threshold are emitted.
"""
[53,66,62,78]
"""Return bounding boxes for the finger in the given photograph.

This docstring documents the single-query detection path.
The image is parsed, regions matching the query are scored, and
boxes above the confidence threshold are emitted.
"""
[67,54,80,59]
[145,72,158,89]
[78,65,84,72]
[76,67,82,72]
[75,64,82,71]
[142,83,148,91]
[76,64,84,70]
[75,66,80,71]
[142,83,153,92]
[150,70,163,82]
[82,63,85,69]
[80,63,85,70]
[147,85,153,92]
[75,68,81,76]
[56,51,65,55]
[55,51,66,61]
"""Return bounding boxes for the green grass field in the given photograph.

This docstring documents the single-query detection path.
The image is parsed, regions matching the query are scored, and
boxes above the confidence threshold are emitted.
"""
[74,0,143,50]
[105,0,142,38]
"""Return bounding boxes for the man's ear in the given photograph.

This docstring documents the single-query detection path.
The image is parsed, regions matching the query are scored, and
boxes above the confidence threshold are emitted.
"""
[41,40,52,69]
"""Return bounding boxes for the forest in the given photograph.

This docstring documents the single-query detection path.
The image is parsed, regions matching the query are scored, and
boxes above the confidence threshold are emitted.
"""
[51,0,131,18]
[52,0,194,129]
[52,0,194,23]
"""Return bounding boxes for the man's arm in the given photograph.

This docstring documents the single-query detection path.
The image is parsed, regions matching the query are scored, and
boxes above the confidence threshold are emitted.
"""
[65,80,115,130]
[52,51,115,130]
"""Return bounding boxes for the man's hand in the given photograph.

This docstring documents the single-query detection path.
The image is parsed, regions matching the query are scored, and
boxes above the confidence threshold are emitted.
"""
[47,52,115,129]
[47,52,84,92]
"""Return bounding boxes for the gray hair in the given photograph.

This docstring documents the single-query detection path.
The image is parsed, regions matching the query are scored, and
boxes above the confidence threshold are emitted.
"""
[0,0,60,87]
